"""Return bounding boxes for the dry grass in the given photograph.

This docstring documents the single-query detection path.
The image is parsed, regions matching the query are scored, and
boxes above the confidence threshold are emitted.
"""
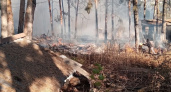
[63,44,171,91]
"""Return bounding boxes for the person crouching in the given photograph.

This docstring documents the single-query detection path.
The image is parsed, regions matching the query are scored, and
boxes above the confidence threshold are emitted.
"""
[143,39,156,54]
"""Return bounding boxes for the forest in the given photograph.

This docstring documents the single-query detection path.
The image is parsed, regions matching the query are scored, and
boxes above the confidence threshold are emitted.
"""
[0,0,171,92]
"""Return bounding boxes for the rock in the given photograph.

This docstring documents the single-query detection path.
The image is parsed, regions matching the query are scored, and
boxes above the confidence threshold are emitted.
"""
[70,77,80,86]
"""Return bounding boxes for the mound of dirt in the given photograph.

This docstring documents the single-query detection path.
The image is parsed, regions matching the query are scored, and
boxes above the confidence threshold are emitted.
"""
[0,39,74,92]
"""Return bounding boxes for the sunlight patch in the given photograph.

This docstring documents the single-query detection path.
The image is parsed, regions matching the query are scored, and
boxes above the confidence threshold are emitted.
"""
[29,77,60,92]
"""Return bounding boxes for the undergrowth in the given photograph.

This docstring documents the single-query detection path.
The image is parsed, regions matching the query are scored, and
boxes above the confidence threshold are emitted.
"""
[61,44,171,91]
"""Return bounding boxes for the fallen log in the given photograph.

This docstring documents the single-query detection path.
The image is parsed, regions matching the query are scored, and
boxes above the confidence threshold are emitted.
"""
[0,33,26,44]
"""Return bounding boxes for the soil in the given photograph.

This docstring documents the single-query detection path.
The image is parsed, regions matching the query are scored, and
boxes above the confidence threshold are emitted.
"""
[0,39,74,92]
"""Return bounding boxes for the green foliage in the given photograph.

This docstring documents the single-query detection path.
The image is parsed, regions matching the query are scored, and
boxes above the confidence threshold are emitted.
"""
[92,64,103,74]
[94,81,101,87]
[90,63,105,88]
[90,74,95,79]
[98,74,104,80]
[92,68,100,74]
[85,2,93,14]
[95,63,103,71]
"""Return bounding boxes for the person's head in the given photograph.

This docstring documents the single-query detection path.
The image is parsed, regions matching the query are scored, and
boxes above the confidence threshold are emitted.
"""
[147,39,149,42]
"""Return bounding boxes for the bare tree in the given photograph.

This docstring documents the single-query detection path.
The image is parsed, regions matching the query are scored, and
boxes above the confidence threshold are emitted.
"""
[144,0,146,20]
[7,0,14,36]
[62,0,66,35]
[94,0,99,40]
[74,0,79,39]
[111,0,114,40]
[133,0,140,52]
[1,0,8,39]
[156,0,159,37]
[48,0,54,36]
[59,0,63,38]
[161,0,167,41]
[128,0,131,40]
[153,0,158,19]
[23,0,36,40]
[104,0,108,42]
[18,0,25,33]
[68,0,71,38]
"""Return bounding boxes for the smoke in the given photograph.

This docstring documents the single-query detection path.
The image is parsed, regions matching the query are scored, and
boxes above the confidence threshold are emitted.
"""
[0,0,168,47]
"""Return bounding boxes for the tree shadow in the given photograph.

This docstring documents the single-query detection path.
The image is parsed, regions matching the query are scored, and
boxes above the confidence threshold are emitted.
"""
[0,42,72,92]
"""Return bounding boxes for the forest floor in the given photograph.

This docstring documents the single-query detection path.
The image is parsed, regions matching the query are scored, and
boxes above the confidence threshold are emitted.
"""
[0,39,79,92]
[33,35,171,92]
[57,42,171,92]
[0,36,171,92]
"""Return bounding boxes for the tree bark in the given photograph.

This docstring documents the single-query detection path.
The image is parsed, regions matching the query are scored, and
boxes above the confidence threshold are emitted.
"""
[133,0,140,52]
[18,0,25,33]
[23,0,36,40]
[59,0,63,38]
[62,0,66,35]
[94,0,99,40]
[156,0,159,37]
[7,0,14,36]
[161,0,167,41]
[111,0,114,40]
[52,0,53,32]
[153,0,157,19]
[144,0,146,20]
[68,0,71,39]
[74,0,79,39]
[48,0,54,36]
[104,0,108,42]
[128,0,131,40]
[1,0,8,39]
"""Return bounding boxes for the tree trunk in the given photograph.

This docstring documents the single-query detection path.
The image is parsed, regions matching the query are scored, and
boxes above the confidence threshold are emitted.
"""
[153,0,157,19]
[111,0,114,40]
[104,0,108,42]
[59,0,63,38]
[128,0,131,40]
[68,0,71,39]
[23,0,36,40]
[48,0,54,36]
[161,0,167,41]
[52,0,53,32]
[7,0,14,36]
[133,0,140,52]
[18,0,25,33]
[1,0,8,39]
[62,0,66,36]
[156,0,159,37]
[94,0,99,40]
[144,0,146,20]
[74,0,79,39]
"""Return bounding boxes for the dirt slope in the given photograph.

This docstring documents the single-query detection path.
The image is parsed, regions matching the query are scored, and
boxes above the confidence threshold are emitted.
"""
[0,39,73,92]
